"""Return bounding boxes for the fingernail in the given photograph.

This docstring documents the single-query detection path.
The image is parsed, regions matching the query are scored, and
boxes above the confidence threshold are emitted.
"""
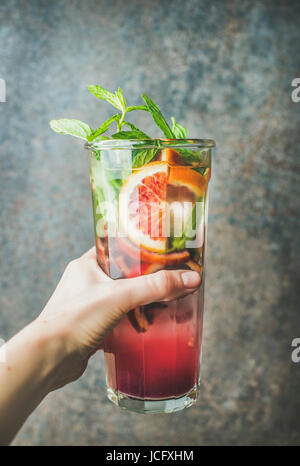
[181,271,201,288]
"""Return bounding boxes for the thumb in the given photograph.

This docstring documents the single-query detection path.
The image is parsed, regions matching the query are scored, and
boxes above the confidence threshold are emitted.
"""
[111,269,201,315]
[85,269,201,352]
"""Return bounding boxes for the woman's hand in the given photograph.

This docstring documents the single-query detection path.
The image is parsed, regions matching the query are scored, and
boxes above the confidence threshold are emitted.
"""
[37,247,201,390]
[0,247,200,445]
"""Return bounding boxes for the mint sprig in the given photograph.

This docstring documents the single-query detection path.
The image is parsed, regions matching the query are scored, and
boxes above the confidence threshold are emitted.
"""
[140,95,206,168]
[50,86,208,171]
[50,87,188,143]
[88,86,149,133]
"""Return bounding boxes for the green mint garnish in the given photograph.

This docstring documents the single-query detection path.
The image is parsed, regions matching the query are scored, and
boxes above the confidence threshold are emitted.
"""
[50,85,208,172]
[140,95,206,169]
[50,86,188,143]
[174,147,203,165]
[109,178,123,195]
[112,130,150,140]
[131,140,162,168]
[141,93,175,139]
[88,85,126,112]
[193,167,208,176]
[171,117,188,138]
[88,114,121,142]
[49,119,93,140]
[126,105,149,112]
[167,198,204,252]
[122,121,146,132]
[88,86,149,133]
[132,148,157,168]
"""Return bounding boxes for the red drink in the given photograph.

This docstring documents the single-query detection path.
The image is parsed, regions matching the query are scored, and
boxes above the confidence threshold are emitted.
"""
[104,288,204,400]
[88,140,214,413]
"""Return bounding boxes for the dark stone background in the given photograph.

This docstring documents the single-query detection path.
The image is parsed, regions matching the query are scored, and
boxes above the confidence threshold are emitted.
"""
[0,0,300,446]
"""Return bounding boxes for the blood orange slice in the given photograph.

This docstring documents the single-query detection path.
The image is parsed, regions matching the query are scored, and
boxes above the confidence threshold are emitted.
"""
[119,162,169,252]
[168,166,206,199]
[158,148,184,166]
[119,161,207,253]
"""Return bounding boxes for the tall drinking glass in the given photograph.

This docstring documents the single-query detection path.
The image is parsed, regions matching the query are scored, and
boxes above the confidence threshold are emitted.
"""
[86,139,215,413]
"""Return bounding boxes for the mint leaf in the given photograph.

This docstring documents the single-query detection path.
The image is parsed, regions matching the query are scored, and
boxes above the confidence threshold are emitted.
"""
[92,186,104,223]
[116,87,126,111]
[173,146,205,167]
[88,114,121,141]
[49,119,92,140]
[132,148,157,168]
[109,178,123,195]
[167,199,204,252]
[88,85,124,111]
[92,136,110,143]
[183,201,202,239]
[117,121,151,138]
[112,130,150,140]
[169,236,186,251]
[123,121,141,130]
[171,117,188,138]
[127,105,149,112]
[142,94,175,139]
[193,167,208,176]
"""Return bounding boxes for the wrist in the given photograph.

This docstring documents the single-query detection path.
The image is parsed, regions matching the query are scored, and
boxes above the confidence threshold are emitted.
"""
[26,318,70,393]
[5,321,63,397]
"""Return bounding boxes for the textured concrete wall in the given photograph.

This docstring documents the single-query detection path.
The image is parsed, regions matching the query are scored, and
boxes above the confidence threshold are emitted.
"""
[0,0,300,446]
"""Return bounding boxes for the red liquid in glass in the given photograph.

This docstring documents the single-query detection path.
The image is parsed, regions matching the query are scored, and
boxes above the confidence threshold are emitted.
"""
[104,286,204,399]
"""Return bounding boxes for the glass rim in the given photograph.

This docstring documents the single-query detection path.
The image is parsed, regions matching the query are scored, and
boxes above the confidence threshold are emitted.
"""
[85,138,216,151]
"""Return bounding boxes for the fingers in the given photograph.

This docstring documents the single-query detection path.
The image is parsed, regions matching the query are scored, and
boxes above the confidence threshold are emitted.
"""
[79,248,201,297]
[112,269,201,313]
[77,247,201,325]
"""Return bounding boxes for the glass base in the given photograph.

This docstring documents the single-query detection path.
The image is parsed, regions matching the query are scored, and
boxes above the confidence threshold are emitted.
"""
[106,385,199,414]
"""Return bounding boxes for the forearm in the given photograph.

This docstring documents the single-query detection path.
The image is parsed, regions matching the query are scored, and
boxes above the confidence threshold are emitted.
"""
[0,321,63,445]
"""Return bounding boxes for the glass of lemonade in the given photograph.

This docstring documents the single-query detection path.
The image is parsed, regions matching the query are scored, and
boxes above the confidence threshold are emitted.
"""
[86,138,215,414]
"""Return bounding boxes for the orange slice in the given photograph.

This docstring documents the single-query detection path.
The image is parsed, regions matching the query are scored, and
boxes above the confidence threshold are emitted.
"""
[119,162,169,252]
[119,161,207,253]
[168,166,206,199]
[158,148,184,166]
